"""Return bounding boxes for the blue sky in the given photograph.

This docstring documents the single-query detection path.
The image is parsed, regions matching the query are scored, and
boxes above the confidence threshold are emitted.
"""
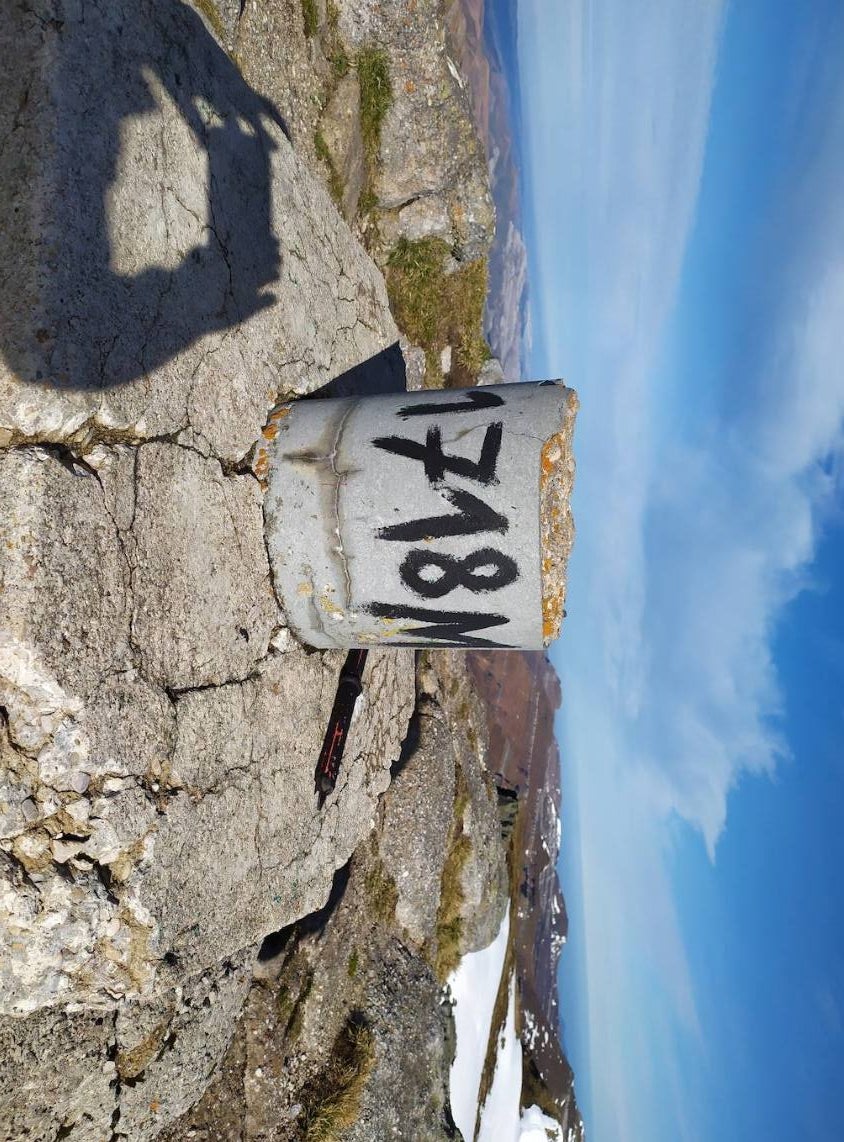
[514,0,844,1139]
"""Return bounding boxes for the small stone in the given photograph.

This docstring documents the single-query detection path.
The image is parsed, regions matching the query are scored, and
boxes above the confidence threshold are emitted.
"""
[52,838,84,864]
[65,799,90,825]
[477,357,506,387]
[269,627,292,653]
[440,345,452,375]
[39,794,62,818]
[400,339,427,391]
[68,771,91,794]
[12,830,51,864]
[21,798,40,823]
[80,819,122,865]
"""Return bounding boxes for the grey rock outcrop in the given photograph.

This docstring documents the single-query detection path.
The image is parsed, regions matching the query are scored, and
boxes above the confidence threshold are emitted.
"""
[336,0,494,263]
[318,70,367,221]
[0,2,414,1138]
[378,705,457,949]
[0,0,391,450]
[162,847,462,1142]
[158,655,508,1141]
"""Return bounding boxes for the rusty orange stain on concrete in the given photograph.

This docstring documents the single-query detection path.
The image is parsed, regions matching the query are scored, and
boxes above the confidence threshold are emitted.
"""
[261,404,290,441]
[540,429,570,643]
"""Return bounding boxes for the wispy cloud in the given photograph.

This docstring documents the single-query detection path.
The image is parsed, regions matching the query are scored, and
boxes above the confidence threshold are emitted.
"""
[524,0,844,1137]
[630,81,844,853]
[519,1,727,1136]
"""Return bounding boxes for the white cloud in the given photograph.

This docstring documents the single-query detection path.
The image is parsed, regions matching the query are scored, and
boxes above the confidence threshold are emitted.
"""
[527,2,844,1139]
[627,158,844,853]
[523,0,844,1137]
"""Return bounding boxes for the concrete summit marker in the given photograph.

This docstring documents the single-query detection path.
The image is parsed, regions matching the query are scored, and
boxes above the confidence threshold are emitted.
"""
[261,381,578,650]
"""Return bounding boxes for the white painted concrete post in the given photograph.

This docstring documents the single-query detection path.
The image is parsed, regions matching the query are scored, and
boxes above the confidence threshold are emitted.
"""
[260,382,577,650]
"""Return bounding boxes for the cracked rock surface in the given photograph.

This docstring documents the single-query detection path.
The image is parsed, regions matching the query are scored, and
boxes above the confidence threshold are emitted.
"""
[0,0,393,452]
[158,652,507,1142]
[0,2,414,1138]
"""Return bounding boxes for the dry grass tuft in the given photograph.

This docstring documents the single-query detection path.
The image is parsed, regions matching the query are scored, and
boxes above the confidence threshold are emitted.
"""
[300,1015,376,1141]
[365,852,399,925]
[355,46,392,220]
[193,0,227,43]
[357,47,392,165]
[314,129,345,208]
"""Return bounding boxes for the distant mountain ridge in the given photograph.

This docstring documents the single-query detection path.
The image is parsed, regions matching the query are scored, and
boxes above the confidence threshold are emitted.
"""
[445,0,531,380]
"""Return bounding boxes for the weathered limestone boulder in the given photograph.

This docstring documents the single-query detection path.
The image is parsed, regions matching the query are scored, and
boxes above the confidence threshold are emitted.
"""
[378,704,457,948]
[318,70,367,221]
[0,2,414,1138]
[421,651,509,955]
[336,0,495,262]
[153,661,510,1141]
[164,845,461,1142]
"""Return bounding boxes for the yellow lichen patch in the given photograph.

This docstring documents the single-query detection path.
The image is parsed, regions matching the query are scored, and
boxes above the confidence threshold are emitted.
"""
[261,404,290,440]
[539,387,579,645]
[253,446,270,484]
[318,591,344,617]
[116,1018,173,1082]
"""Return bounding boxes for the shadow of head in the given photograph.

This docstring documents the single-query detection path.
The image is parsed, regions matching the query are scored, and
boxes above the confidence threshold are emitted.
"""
[0,0,290,391]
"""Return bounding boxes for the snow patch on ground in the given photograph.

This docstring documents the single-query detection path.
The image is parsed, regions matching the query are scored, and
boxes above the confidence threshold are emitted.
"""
[447,903,510,1142]
[477,972,522,1141]
[520,1104,565,1141]
[448,902,566,1142]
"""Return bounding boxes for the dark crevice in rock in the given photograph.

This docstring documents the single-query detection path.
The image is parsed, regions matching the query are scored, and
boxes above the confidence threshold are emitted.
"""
[95,862,121,908]
[107,1010,123,1142]
[257,859,352,964]
[38,441,101,479]
[0,845,42,896]
[389,691,441,785]
[163,670,260,703]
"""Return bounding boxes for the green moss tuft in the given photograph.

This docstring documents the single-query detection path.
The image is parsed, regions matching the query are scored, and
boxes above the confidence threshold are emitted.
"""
[433,770,474,982]
[357,47,393,165]
[385,238,491,387]
[193,0,227,43]
[314,129,345,208]
[302,0,319,38]
[365,855,399,925]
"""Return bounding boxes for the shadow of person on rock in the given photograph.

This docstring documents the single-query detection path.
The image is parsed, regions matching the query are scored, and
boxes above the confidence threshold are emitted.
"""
[0,0,289,391]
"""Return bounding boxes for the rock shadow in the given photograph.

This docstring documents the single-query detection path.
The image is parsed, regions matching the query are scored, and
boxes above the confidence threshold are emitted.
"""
[306,341,409,401]
[0,0,288,391]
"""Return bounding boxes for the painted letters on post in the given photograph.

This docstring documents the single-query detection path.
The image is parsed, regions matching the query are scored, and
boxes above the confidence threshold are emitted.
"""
[366,390,520,647]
